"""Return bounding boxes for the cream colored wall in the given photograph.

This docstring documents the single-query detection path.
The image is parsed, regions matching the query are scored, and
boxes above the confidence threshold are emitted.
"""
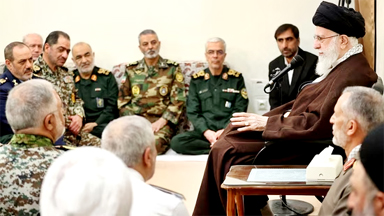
[1,0,381,108]
[0,0,337,75]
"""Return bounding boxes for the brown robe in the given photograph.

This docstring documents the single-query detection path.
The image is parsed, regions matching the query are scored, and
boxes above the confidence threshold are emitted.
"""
[193,53,377,216]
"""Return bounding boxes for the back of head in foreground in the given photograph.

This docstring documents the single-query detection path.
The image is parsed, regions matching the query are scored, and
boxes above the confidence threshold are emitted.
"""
[40,147,132,216]
[348,123,384,216]
[101,115,156,181]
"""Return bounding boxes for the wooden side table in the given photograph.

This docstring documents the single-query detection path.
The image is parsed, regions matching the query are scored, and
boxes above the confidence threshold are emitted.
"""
[221,165,332,216]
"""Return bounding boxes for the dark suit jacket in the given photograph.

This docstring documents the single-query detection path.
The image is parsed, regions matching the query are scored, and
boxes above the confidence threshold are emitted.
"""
[268,48,318,109]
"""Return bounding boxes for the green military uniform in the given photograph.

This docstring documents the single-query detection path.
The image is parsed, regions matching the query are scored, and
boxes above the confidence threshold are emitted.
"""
[33,55,101,146]
[73,66,118,138]
[0,134,63,215]
[118,56,186,154]
[170,66,248,154]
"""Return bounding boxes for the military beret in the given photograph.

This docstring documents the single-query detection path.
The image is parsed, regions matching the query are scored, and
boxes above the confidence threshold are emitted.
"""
[360,123,384,192]
[312,1,365,38]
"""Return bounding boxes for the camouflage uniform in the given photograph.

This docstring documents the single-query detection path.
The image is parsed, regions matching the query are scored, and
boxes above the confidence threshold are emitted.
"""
[0,134,63,215]
[118,57,186,154]
[33,55,100,147]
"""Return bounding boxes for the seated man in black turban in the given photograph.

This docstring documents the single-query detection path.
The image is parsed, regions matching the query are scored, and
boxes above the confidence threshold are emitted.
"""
[193,1,378,215]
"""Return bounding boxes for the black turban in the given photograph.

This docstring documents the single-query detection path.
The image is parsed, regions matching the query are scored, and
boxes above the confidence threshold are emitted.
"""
[312,1,365,38]
[360,123,384,192]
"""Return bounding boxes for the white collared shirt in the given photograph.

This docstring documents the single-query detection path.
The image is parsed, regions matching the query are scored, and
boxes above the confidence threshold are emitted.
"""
[128,168,189,216]
[347,144,361,161]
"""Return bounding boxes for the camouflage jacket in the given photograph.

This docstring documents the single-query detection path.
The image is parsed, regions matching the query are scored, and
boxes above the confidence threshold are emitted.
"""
[33,55,85,128]
[118,56,186,125]
[0,134,62,215]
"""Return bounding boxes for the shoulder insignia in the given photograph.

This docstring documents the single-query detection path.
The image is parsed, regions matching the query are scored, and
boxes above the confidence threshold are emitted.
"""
[241,88,248,99]
[222,73,228,80]
[0,78,6,85]
[175,72,184,83]
[166,59,179,66]
[75,75,80,83]
[91,74,97,81]
[97,68,110,75]
[127,61,138,67]
[33,64,40,72]
[192,70,205,79]
[32,73,41,78]
[228,69,241,77]
[204,73,210,80]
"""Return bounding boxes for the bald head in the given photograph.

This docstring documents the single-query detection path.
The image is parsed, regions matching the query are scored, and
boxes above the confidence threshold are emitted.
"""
[72,42,95,74]
[23,33,43,61]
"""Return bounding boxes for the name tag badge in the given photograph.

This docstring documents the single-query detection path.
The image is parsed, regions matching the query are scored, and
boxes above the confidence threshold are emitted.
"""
[96,97,104,108]
[95,88,101,92]
[225,101,232,108]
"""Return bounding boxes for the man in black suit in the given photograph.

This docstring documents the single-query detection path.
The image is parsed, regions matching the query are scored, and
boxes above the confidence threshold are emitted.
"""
[268,24,318,109]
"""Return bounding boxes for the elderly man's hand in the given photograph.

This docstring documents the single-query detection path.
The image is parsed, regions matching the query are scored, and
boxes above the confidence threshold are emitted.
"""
[68,115,83,136]
[230,112,268,132]
[152,118,168,133]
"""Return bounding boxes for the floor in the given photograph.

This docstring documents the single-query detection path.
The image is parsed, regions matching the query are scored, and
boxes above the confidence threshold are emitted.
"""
[148,151,322,215]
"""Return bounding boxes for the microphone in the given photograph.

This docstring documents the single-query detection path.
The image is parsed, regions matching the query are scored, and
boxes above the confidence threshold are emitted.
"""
[265,55,304,88]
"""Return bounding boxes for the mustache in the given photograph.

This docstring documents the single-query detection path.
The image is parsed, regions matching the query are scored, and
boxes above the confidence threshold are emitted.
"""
[25,68,32,73]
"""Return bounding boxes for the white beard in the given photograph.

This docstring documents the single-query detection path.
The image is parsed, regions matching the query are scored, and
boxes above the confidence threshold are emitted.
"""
[144,49,159,59]
[316,38,340,76]
[78,62,95,74]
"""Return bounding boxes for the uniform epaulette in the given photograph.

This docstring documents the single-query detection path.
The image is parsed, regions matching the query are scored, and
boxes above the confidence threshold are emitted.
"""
[127,61,138,67]
[166,59,179,66]
[0,77,7,85]
[228,69,241,77]
[97,68,111,75]
[192,70,205,79]
[32,73,41,78]
[33,64,41,73]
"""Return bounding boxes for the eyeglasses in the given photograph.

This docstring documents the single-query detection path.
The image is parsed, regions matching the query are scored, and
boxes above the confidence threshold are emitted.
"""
[206,50,225,56]
[313,34,339,43]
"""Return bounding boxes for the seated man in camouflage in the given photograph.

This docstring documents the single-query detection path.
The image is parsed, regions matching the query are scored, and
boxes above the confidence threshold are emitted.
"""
[118,29,186,154]
[0,79,64,215]
[170,37,248,155]
[33,31,100,146]
[72,42,118,138]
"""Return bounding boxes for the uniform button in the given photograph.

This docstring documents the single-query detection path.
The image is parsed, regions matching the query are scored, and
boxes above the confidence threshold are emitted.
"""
[215,89,217,91]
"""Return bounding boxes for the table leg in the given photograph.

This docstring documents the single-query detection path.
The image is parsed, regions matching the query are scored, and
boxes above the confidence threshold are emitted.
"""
[235,193,244,216]
[227,189,236,216]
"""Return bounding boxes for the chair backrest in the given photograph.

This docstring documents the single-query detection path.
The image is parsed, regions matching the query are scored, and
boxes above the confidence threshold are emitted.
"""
[372,76,383,95]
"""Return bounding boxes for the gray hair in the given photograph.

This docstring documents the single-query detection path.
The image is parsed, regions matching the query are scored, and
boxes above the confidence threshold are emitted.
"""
[205,37,226,52]
[4,41,28,61]
[138,29,157,43]
[101,115,155,167]
[6,79,57,131]
[22,33,43,43]
[341,86,384,133]
[40,147,132,215]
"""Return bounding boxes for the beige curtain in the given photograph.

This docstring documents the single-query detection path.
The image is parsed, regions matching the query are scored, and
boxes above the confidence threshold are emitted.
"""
[355,0,376,70]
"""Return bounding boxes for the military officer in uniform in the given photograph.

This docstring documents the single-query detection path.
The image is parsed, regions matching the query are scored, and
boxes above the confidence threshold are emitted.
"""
[118,29,186,154]
[170,37,248,155]
[72,42,118,138]
[34,31,100,147]
[0,42,35,143]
